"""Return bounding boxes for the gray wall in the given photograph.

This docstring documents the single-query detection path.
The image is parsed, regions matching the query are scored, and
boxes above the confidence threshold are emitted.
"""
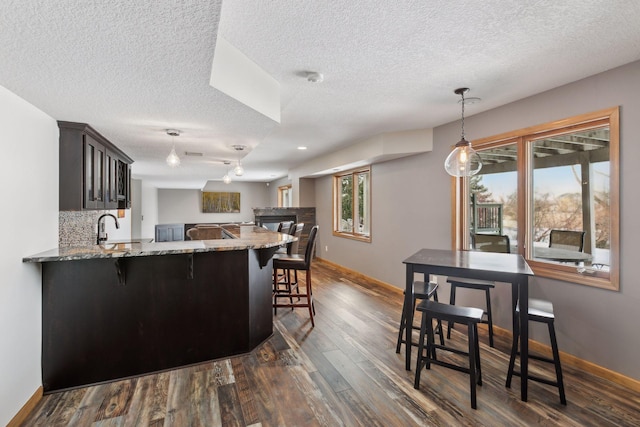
[299,177,316,207]
[267,176,292,207]
[158,182,270,224]
[316,60,640,381]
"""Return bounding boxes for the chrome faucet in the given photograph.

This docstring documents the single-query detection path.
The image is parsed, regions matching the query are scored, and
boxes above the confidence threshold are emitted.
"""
[97,213,120,245]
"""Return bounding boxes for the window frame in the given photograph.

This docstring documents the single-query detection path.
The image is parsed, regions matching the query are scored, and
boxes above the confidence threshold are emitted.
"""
[453,107,619,290]
[277,184,292,208]
[333,166,372,242]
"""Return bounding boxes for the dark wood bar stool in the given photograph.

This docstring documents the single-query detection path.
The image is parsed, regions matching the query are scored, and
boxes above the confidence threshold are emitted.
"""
[506,298,566,405]
[414,300,484,409]
[395,280,444,353]
[273,223,305,307]
[447,277,495,347]
[273,225,319,327]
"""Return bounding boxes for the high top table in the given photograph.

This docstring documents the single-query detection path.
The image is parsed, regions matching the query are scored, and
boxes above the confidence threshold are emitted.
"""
[403,248,534,401]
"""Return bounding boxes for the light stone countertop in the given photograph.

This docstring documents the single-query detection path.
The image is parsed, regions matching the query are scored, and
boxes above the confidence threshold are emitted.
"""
[23,226,294,263]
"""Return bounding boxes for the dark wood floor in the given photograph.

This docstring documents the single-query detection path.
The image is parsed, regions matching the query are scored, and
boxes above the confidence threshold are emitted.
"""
[22,261,640,426]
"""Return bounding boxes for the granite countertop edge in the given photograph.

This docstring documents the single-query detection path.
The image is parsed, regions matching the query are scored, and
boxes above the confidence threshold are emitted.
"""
[23,226,294,263]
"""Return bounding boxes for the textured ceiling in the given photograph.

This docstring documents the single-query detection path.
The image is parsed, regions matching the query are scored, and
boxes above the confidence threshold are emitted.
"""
[1,0,639,188]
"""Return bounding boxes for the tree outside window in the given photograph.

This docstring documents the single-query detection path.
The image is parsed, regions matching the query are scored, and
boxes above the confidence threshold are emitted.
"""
[334,167,371,242]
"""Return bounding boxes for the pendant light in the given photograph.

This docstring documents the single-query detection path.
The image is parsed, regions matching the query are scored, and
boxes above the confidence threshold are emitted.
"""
[444,88,482,177]
[222,161,232,184]
[232,144,246,176]
[234,160,244,176]
[166,129,181,168]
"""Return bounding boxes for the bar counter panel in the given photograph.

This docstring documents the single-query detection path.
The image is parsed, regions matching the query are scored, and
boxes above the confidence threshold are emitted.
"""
[26,227,288,393]
[42,249,273,392]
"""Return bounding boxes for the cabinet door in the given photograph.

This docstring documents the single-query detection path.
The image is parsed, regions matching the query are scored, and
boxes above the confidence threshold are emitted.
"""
[169,225,185,241]
[117,160,131,208]
[155,224,185,242]
[83,135,105,209]
[105,152,118,209]
[156,226,170,242]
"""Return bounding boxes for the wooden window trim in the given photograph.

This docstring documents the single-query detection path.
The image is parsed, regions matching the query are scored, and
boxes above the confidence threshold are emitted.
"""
[277,184,292,207]
[452,107,619,291]
[333,166,372,243]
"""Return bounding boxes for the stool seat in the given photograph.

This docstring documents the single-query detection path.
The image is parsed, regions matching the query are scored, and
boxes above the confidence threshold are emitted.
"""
[411,280,438,298]
[395,281,443,353]
[518,298,554,320]
[446,277,495,289]
[418,300,484,323]
[414,300,484,409]
[506,298,566,405]
[447,276,496,347]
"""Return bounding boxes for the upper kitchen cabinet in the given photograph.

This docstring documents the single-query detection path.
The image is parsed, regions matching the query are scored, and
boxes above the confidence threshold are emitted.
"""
[58,121,133,211]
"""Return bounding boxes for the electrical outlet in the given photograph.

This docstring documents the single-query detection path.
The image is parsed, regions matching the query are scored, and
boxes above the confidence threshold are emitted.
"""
[325,245,328,252]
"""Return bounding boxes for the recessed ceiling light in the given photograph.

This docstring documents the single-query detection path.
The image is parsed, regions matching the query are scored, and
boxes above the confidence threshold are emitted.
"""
[297,146,307,150]
[306,71,323,83]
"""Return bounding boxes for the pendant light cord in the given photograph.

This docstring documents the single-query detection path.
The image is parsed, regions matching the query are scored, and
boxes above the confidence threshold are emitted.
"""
[460,90,466,140]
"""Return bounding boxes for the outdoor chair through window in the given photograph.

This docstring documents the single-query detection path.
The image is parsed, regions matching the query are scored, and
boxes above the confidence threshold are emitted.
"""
[549,229,585,252]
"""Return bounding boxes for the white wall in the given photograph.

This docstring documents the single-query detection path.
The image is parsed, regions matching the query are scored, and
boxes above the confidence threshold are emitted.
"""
[141,180,159,238]
[131,178,159,240]
[316,60,640,381]
[131,179,142,239]
[158,182,270,224]
[0,86,59,425]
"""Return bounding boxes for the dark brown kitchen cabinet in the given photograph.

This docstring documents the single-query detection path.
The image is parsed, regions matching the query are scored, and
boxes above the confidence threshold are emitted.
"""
[105,151,120,209]
[58,121,133,211]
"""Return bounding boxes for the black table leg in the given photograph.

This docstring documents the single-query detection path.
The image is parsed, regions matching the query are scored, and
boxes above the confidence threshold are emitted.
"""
[520,278,529,401]
[405,266,414,370]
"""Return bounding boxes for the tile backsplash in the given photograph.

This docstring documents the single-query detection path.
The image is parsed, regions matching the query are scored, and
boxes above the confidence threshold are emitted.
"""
[59,211,102,247]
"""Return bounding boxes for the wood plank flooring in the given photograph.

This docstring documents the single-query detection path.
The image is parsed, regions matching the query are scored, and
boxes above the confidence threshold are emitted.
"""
[21,261,640,426]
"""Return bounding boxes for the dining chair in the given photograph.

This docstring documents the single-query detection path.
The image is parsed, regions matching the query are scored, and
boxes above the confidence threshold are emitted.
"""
[277,221,295,233]
[549,229,585,252]
[186,225,222,240]
[447,233,510,347]
[506,298,566,405]
[273,225,319,327]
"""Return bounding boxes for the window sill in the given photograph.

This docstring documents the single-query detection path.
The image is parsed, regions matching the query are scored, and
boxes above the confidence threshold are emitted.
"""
[528,259,618,291]
[332,231,371,243]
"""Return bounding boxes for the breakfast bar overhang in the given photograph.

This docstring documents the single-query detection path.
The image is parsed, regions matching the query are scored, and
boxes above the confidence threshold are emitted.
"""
[23,226,293,393]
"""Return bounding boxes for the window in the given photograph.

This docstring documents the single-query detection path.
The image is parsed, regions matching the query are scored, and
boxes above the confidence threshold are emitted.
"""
[333,166,371,242]
[454,107,619,290]
[278,185,292,207]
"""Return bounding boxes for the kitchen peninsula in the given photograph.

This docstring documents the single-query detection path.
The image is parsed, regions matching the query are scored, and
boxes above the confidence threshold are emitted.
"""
[24,226,293,393]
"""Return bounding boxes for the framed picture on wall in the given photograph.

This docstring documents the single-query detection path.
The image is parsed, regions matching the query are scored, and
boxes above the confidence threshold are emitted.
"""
[202,191,240,213]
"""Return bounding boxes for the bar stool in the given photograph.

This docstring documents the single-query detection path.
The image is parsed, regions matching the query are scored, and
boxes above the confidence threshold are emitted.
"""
[447,277,495,347]
[395,281,444,353]
[414,300,484,409]
[273,225,319,327]
[506,298,566,405]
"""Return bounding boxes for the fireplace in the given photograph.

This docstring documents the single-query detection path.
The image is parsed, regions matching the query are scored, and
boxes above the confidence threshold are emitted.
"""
[253,208,316,255]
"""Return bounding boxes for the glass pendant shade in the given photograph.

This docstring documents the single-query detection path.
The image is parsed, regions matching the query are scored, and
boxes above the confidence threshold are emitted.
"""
[444,138,482,177]
[234,161,244,176]
[223,173,232,184]
[166,147,180,168]
[445,87,482,177]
